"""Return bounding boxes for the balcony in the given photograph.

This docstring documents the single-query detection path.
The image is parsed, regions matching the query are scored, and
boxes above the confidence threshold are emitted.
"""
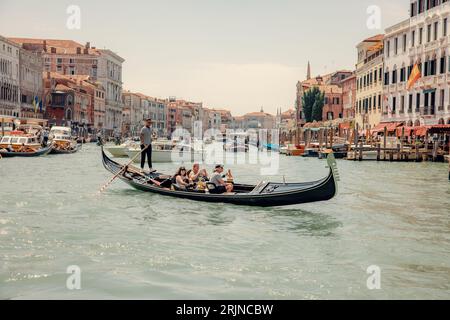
[437,74,446,84]
[424,40,439,52]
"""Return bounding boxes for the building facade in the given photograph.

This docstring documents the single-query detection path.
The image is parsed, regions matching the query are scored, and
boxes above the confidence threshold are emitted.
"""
[122,91,143,136]
[383,1,450,126]
[341,74,357,119]
[296,68,353,125]
[8,38,125,133]
[18,47,44,120]
[355,34,385,130]
[0,36,20,118]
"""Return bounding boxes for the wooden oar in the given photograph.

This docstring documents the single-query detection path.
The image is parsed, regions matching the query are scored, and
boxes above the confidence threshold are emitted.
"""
[98,145,148,194]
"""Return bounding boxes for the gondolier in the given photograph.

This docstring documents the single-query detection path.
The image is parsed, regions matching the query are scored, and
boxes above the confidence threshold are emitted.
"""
[140,118,153,172]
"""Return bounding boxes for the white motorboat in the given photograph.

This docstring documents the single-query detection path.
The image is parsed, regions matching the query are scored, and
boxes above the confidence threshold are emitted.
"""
[126,140,204,163]
[279,145,288,155]
[105,140,138,158]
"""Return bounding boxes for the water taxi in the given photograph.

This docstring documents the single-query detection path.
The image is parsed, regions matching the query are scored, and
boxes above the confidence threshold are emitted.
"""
[49,126,80,154]
[0,131,52,157]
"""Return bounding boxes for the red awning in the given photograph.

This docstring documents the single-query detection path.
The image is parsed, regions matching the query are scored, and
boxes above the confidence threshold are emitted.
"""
[396,126,414,137]
[339,122,351,130]
[371,122,403,134]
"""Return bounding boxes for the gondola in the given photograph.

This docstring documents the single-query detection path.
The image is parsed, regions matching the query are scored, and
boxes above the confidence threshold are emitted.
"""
[50,143,82,155]
[0,145,53,158]
[101,148,340,207]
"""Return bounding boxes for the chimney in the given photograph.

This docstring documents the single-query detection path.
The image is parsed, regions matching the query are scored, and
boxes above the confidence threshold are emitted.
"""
[43,40,47,52]
[51,47,56,54]
[85,42,90,49]
[76,47,81,54]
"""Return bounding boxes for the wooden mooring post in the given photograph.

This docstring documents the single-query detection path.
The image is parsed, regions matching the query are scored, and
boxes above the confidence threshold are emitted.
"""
[383,127,387,161]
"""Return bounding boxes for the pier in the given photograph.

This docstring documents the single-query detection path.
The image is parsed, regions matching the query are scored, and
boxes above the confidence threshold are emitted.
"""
[296,120,450,163]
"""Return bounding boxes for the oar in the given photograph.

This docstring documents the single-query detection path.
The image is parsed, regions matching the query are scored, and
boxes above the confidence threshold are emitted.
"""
[98,145,148,194]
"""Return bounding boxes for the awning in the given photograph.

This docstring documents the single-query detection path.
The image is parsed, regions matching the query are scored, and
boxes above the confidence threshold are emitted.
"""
[371,122,403,134]
[427,124,450,134]
[339,122,351,130]
[396,126,415,137]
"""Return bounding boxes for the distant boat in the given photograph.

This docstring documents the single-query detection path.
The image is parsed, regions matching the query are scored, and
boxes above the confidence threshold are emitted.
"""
[49,126,80,155]
[125,140,203,163]
[0,145,52,157]
[105,140,138,158]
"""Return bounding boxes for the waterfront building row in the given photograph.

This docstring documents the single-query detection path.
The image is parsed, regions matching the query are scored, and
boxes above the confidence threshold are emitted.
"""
[295,0,450,133]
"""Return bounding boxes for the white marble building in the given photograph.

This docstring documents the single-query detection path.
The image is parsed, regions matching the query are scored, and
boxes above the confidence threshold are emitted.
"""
[384,0,450,126]
[0,36,20,118]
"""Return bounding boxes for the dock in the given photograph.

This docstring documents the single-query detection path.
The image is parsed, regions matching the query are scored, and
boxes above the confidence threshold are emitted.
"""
[296,121,450,164]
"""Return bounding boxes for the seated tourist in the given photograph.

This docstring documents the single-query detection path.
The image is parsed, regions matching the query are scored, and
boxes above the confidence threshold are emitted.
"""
[209,164,234,194]
[174,166,191,189]
[189,163,209,183]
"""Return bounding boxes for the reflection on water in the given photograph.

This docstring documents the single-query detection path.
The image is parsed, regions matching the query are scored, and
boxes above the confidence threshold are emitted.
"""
[0,144,449,299]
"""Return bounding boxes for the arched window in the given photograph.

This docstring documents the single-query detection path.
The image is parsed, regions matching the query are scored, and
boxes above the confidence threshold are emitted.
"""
[66,108,72,121]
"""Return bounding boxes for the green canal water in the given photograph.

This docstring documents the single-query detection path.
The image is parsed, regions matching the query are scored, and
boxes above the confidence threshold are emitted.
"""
[0,144,449,299]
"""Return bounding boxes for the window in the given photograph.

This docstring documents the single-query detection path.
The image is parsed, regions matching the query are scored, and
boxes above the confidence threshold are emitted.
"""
[412,30,416,47]
[427,24,432,42]
[403,34,407,52]
[444,18,448,37]
[408,94,413,112]
[440,56,446,74]
[440,89,445,108]
[386,40,390,57]
[434,21,438,41]
[395,38,398,55]
[401,96,405,113]
[392,97,397,113]
[416,93,421,110]
[419,27,423,44]
[392,69,398,84]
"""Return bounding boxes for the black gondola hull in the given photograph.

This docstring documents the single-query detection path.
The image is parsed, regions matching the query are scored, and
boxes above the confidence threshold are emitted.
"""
[101,148,338,207]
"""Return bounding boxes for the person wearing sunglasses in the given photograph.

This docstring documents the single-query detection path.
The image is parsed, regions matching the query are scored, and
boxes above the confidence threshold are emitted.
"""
[174,166,191,189]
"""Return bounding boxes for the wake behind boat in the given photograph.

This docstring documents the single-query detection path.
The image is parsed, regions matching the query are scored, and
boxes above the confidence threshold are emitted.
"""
[101,148,339,207]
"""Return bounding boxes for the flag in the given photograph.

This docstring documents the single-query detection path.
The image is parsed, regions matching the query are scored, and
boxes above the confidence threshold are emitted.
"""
[407,63,421,90]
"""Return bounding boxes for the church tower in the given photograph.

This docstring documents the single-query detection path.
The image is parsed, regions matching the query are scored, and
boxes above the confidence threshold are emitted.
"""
[307,61,311,80]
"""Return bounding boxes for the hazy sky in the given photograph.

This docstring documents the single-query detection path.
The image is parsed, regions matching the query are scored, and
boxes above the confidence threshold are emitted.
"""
[0,0,409,116]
